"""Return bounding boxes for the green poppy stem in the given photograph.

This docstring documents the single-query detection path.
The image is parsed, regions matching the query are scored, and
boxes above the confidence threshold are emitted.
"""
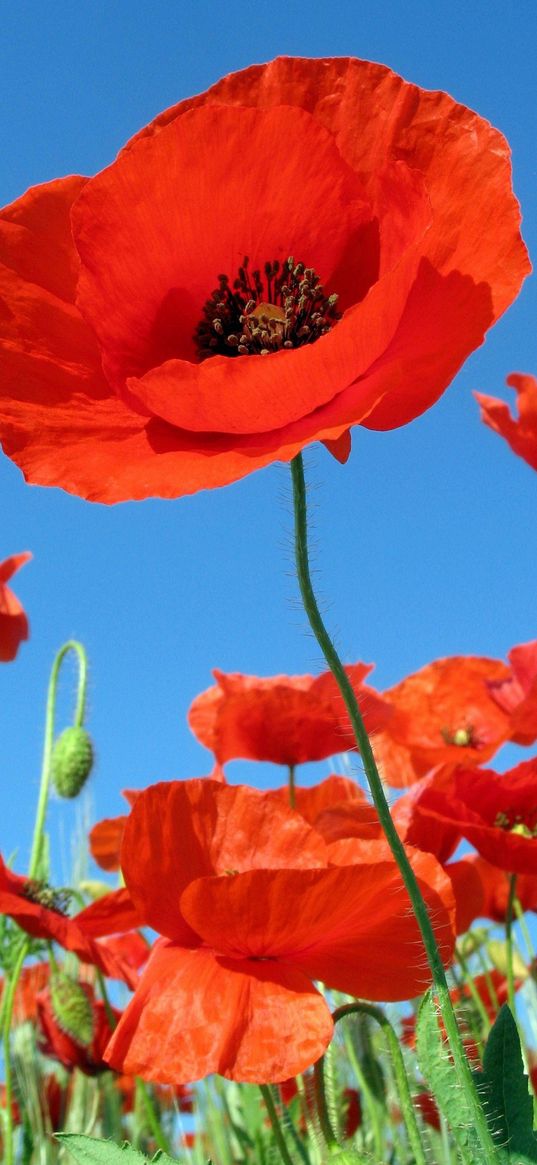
[1,939,30,1165]
[505,873,518,1015]
[289,451,500,1163]
[332,1003,428,1165]
[1,643,89,1164]
[288,764,296,808]
[260,1084,295,1165]
[28,640,89,880]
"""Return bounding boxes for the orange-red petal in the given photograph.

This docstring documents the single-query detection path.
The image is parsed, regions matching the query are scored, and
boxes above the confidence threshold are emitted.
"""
[104,938,333,1084]
[120,780,327,942]
[475,374,537,472]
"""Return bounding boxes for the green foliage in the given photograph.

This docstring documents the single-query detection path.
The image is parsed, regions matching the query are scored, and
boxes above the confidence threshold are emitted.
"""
[55,1134,179,1165]
[416,989,491,1165]
[474,1004,537,1163]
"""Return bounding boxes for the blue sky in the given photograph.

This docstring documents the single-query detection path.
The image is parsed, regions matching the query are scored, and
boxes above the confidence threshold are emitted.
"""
[1,1,536,878]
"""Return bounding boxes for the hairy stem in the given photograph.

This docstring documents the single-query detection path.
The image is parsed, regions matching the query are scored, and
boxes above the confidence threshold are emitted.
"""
[289,452,500,1163]
[333,1003,428,1165]
[29,640,89,880]
[505,873,518,1015]
[260,1084,295,1165]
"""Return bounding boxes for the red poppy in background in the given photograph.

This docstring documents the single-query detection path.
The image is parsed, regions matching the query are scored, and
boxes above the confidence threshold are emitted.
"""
[403,758,537,876]
[486,639,537,746]
[0,553,31,662]
[88,789,140,872]
[37,980,121,1076]
[0,962,49,1024]
[0,58,529,502]
[269,775,383,843]
[188,666,390,766]
[372,655,513,787]
[475,374,537,472]
[469,854,537,922]
[104,779,454,1084]
[0,855,137,986]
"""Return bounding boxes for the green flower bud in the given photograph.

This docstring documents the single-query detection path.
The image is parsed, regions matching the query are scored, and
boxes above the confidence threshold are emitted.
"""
[51,726,94,798]
[50,972,94,1047]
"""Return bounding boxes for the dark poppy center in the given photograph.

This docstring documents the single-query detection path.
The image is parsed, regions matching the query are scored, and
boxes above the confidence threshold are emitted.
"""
[23,878,72,916]
[194,256,340,361]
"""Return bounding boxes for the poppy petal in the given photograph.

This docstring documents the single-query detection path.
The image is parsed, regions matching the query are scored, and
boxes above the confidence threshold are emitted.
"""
[104,938,333,1084]
[121,780,327,942]
[180,857,454,1002]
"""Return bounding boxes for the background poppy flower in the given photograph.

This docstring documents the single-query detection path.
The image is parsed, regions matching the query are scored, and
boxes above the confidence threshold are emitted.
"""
[403,759,537,876]
[372,655,512,786]
[486,639,537,746]
[468,854,537,922]
[104,779,454,1084]
[188,665,391,766]
[475,374,537,472]
[88,789,140,872]
[0,855,137,985]
[0,58,528,502]
[0,552,31,662]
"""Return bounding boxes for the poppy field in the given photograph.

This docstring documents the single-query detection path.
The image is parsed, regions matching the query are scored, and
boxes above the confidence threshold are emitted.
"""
[1,18,536,1165]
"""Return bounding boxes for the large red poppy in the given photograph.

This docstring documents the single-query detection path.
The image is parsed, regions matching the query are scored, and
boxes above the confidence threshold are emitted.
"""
[0,58,529,502]
[0,553,31,662]
[372,655,513,787]
[103,779,454,1084]
[475,374,537,472]
[188,665,390,766]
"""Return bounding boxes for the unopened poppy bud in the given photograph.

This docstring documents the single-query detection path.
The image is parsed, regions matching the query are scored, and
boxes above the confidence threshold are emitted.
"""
[50,972,94,1047]
[51,726,94,798]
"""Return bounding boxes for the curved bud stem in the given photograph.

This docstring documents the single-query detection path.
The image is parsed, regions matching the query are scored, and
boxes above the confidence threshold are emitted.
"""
[28,640,89,881]
[332,1002,428,1165]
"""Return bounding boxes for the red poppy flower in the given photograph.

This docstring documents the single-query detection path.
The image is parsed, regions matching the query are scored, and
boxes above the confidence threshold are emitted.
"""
[0,552,31,662]
[403,759,537,876]
[414,1091,441,1132]
[269,775,384,843]
[475,374,537,472]
[0,59,529,502]
[0,961,49,1024]
[188,665,391,766]
[37,980,121,1076]
[0,855,137,985]
[486,639,537,746]
[373,655,513,787]
[103,779,454,1084]
[88,789,140,872]
[465,854,537,922]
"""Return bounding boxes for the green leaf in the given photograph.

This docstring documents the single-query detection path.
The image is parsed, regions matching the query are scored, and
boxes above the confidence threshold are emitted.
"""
[55,1134,179,1165]
[474,1004,537,1162]
[416,990,489,1165]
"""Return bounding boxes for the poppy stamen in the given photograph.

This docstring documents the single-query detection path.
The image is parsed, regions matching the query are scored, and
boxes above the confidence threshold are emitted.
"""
[195,255,340,360]
[22,878,72,916]
[494,811,537,838]
[440,725,477,748]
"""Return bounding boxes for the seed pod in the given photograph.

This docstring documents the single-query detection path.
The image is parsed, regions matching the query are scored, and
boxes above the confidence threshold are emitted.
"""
[51,726,94,798]
[50,972,94,1047]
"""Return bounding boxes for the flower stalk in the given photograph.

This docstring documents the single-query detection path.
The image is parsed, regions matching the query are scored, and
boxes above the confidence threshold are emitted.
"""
[289,451,500,1162]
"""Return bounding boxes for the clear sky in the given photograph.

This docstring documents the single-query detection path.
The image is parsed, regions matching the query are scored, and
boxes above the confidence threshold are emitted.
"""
[1,1,536,877]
